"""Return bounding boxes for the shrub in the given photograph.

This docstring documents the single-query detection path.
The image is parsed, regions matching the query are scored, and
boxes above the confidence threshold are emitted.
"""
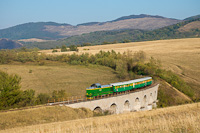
[61,45,68,52]
[37,93,50,104]
[52,49,58,53]
[69,45,78,51]
[116,60,128,79]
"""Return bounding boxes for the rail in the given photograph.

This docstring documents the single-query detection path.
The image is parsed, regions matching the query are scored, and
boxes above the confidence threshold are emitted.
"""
[47,83,158,106]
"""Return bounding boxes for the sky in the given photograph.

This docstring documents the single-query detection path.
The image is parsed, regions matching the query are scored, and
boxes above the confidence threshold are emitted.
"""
[0,0,200,29]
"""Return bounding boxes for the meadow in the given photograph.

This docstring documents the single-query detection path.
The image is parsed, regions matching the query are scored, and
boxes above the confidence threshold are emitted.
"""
[0,106,93,130]
[41,38,200,97]
[0,62,119,96]
[1,102,199,133]
[0,38,199,132]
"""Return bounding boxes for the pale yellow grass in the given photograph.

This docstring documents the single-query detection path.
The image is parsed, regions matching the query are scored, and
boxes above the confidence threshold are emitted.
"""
[18,38,51,42]
[41,38,200,96]
[0,63,119,96]
[1,102,199,133]
[0,106,93,130]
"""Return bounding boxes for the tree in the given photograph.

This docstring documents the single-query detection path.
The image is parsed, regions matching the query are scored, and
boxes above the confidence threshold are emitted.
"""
[61,45,67,52]
[52,90,68,99]
[69,45,78,51]
[116,60,128,79]
[37,93,50,104]
[0,70,22,109]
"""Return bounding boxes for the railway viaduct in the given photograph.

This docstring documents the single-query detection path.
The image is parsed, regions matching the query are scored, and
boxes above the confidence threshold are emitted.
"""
[65,84,159,114]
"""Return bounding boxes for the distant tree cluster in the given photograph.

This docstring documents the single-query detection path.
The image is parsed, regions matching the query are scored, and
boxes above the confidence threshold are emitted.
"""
[58,45,78,52]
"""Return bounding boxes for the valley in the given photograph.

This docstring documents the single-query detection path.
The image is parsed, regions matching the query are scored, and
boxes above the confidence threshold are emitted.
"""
[41,38,200,97]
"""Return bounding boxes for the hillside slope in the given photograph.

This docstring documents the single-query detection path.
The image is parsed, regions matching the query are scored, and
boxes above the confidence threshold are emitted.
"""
[0,63,119,96]
[1,102,199,132]
[0,14,181,40]
[184,14,200,21]
[44,17,180,37]
[41,38,200,98]
[0,22,69,40]
[0,38,23,49]
[26,19,200,49]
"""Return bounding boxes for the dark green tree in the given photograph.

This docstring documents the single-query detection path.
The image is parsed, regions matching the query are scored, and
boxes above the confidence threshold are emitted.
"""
[0,70,22,109]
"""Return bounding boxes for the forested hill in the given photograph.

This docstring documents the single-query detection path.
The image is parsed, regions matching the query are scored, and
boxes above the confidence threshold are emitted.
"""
[0,38,23,49]
[184,14,200,21]
[25,18,200,49]
[0,22,70,40]
[0,14,180,40]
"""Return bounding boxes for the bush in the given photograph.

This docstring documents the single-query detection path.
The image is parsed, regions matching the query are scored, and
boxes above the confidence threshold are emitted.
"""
[52,49,58,53]
[116,60,128,79]
[37,93,50,104]
[52,90,68,99]
[0,50,17,64]
[69,45,78,51]
[61,45,68,52]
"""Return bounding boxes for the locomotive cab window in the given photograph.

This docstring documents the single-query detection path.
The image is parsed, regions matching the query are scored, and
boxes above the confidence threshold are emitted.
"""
[91,83,101,88]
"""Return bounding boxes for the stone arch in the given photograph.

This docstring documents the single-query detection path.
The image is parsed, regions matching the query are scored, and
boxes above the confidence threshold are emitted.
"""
[149,93,153,103]
[135,97,140,105]
[133,97,141,111]
[142,95,147,108]
[109,103,117,114]
[123,100,130,112]
[93,106,103,114]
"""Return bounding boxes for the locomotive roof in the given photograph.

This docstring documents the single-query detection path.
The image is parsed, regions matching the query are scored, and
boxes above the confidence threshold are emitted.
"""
[110,77,152,86]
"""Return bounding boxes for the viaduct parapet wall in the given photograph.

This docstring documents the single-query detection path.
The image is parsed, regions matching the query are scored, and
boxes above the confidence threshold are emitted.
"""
[65,84,159,114]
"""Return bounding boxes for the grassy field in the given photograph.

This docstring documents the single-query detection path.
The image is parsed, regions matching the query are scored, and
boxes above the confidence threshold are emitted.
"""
[1,102,199,133]
[41,38,200,97]
[0,62,119,96]
[0,38,199,132]
[0,106,93,130]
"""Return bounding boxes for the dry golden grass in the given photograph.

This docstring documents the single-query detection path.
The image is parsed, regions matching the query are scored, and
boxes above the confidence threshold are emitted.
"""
[1,102,199,133]
[0,62,119,96]
[18,38,50,42]
[41,38,200,97]
[0,106,93,130]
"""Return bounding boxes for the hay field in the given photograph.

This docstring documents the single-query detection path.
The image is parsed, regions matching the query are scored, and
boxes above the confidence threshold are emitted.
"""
[0,106,93,130]
[41,38,200,96]
[0,63,119,96]
[1,102,199,133]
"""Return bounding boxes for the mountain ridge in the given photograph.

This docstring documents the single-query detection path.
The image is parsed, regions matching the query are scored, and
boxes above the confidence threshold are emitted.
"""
[0,14,181,40]
[24,18,200,49]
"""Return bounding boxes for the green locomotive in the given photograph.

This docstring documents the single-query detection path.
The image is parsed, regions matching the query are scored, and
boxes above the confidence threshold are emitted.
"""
[86,77,152,99]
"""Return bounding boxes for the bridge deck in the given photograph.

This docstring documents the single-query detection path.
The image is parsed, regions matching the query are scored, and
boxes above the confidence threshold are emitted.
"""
[47,83,158,106]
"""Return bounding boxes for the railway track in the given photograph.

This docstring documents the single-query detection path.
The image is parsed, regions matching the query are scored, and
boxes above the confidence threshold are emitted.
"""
[48,83,159,106]
[0,83,158,113]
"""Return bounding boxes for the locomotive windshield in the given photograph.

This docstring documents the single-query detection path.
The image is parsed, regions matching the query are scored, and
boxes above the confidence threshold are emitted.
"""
[91,83,101,88]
